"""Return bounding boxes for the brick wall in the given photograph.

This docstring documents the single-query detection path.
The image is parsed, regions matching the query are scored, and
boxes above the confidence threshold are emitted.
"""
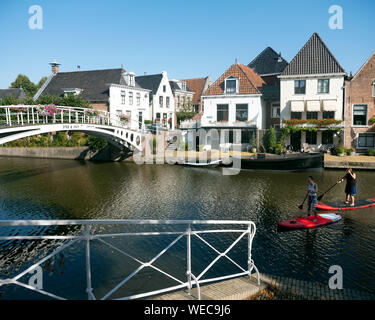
[91,102,109,112]
[344,52,375,149]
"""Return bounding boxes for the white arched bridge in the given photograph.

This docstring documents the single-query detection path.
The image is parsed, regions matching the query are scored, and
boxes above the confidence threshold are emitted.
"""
[0,105,143,151]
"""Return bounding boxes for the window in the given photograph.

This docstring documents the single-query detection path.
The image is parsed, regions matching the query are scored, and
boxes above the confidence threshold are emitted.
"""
[271,103,280,118]
[159,96,163,107]
[129,75,135,87]
[121,90,126,104]
[181,82,186,91]
[177,96,180,108]
[358,133,375,148]
[156,112,160,119]
[163,85,166,92]
[306,131,317,144]
[129,92,133,105]
[225,78,237,94]
[306,112,318,119]
[291,112,302,119]
[217,104,229,122]
[323,111,335,119]
[136,93,140,106]
[353,104,367,126]
[322,131,334,144]
[182,96,186,107]
[236,104,248,122]
[166,97,170,108]
[372,79,375,97]
[318,79,329,93]
[294,80,306,94]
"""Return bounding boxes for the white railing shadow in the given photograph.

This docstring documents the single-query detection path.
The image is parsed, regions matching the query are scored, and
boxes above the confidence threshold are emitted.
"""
[0,219,259,300]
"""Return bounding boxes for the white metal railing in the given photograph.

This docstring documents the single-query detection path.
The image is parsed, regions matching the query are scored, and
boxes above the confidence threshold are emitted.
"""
[0,105,143,132]
[0,219,259,300]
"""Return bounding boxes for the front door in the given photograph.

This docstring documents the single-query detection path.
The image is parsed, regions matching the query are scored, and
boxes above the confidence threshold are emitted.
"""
[138,112,142,129]
[290,131,301,151]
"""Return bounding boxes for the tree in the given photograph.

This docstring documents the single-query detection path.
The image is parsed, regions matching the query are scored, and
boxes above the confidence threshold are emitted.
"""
[264,127,277,153]
[10,74,37,97]
[36,77,47,90]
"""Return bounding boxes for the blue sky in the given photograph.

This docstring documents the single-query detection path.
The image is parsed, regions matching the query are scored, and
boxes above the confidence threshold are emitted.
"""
[0,0,374,88]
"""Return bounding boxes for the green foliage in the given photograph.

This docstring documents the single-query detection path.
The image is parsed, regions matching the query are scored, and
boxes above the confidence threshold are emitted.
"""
[370,117,375,124]
[278,128,290,145]
[263,128,277,153]
[176,111,196,124]
[10,74,37,97]
[345,148,354,155]
[87,135,108,151]
[144,120,152,125]
[365,149,375,156]
[336,146,345,154]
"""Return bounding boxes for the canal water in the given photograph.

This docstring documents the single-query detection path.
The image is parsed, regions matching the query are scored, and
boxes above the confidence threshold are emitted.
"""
[0,157,374,299]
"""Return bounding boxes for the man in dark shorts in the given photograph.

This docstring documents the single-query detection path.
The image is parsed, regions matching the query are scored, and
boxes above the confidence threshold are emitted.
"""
[338,168,356,206]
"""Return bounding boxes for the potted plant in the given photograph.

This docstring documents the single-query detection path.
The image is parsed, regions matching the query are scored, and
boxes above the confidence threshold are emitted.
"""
[337,146,345,157]
[346,148,355,156]
[275,143,283,155]
[369,117,375,125]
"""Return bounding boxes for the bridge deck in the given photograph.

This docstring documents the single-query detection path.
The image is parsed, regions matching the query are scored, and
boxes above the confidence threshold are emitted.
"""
[150,276,266,300]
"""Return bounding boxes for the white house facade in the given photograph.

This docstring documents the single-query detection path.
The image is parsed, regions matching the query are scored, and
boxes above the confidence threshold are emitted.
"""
[108,72,151,130]
[279,33,346,152]
[136,71,176,130]
[200,63,266,149]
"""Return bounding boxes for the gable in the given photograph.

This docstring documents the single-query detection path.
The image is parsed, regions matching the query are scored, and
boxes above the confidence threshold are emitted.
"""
[204,64,264,96]
[281,33,345,76]
[248,47,288,75]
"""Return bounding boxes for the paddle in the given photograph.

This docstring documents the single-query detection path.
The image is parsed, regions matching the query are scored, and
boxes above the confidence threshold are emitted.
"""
[298,193,308,210]
[317,175,346,201]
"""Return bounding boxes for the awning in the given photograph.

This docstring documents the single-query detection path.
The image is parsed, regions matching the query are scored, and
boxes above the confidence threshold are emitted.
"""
[306,100,321,112]
[322,100,338,111]
[290,100,305,112]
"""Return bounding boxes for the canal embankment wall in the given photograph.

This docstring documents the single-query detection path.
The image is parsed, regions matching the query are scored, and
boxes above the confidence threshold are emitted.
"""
[324,154,375,170]
[0,146,131,161]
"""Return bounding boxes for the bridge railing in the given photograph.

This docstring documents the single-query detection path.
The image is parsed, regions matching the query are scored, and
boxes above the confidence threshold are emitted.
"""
[0,105,143,131]
[0,219,259,300]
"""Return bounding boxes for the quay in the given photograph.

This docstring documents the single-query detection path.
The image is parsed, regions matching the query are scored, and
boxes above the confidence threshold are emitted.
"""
[324,154,375,170]
[151,273,375,300]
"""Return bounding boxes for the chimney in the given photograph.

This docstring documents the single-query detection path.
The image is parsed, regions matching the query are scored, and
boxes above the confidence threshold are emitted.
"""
[49,60,61,75]
[77,65,81,71]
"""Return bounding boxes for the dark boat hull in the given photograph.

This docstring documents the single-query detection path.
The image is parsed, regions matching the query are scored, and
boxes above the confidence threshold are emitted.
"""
[238,153,323,170]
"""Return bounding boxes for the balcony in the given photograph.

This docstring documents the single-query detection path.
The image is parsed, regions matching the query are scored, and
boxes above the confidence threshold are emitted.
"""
[283,118,344,129]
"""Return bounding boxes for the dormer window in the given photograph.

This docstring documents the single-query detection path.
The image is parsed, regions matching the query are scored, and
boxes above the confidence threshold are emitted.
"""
[180,82,186,91]
[225,76,238,94]
[129,75,135,87]
[63,88,82,96]
[125,72,135,87]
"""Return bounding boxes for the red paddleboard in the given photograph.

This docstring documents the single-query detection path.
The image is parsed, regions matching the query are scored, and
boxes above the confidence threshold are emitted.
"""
[317,199,375,211]
[278,213,342,230]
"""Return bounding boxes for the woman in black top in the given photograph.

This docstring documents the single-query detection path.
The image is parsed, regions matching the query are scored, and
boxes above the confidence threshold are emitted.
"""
[338,168,356,206]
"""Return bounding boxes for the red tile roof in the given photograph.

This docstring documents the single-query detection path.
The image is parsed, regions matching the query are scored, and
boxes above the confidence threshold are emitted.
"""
[204,63,264,96]
[182,77,209,105]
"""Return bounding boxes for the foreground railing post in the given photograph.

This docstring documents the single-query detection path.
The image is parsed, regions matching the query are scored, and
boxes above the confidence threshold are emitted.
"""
[247,223,260,285]
[186,223,192,296]
[84,224,94,300]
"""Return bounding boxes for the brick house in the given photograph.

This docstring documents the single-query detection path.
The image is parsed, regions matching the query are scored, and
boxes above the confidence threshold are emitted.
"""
[344,52,375,151]
[34,62,152,130]
[182,77,211,114]
[248,47,288,129]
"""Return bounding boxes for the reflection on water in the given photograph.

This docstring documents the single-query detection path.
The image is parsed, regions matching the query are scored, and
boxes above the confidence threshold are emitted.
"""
[0,157,375,299]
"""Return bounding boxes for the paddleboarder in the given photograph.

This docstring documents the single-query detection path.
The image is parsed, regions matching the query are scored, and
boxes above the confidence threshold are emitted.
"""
[338,168,356,206]
[307,176,318,221]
